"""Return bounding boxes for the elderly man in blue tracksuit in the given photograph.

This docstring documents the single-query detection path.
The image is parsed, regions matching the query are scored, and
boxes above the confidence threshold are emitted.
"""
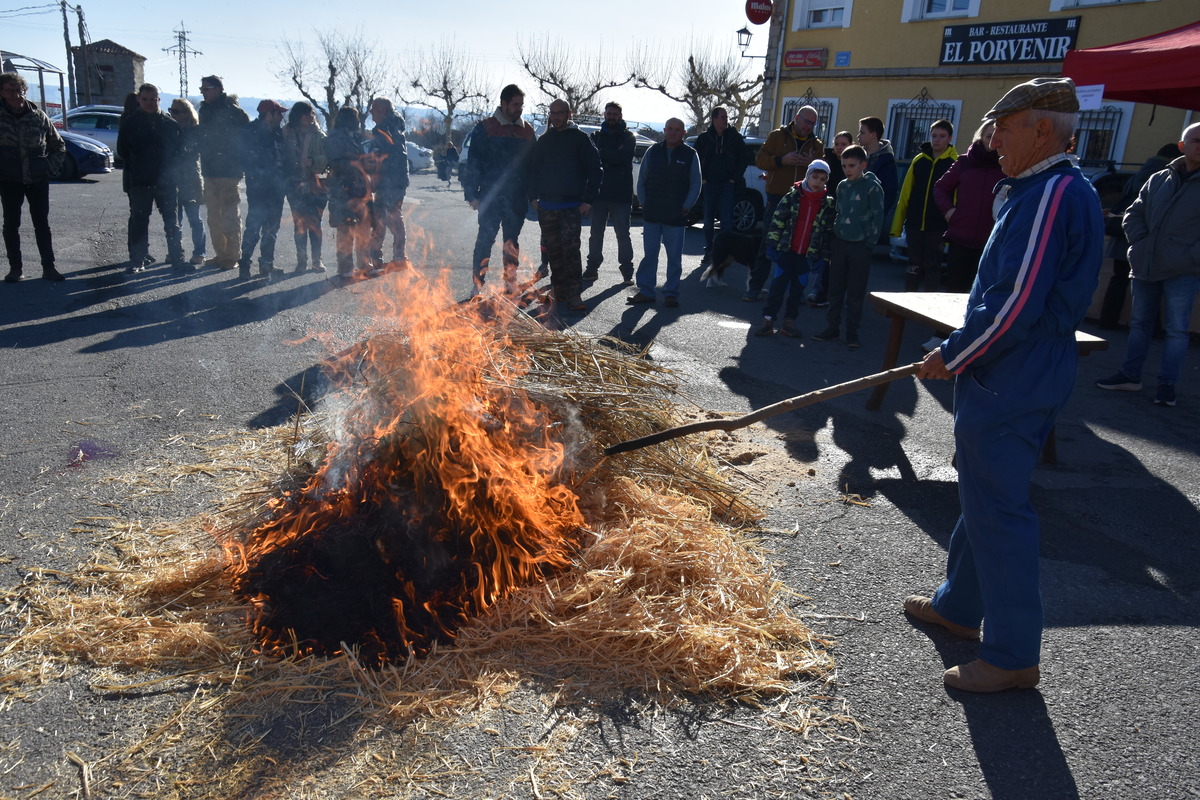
[905,77,1103,693]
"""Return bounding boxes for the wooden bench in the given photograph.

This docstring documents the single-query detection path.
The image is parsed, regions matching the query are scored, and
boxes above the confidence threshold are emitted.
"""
[865,291,1108,462]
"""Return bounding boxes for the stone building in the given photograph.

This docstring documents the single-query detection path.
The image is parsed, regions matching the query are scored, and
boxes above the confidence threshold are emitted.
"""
[71,39,145,106]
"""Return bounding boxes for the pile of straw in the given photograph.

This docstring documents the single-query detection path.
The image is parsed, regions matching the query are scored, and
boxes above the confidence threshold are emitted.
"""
[2,299,846,798]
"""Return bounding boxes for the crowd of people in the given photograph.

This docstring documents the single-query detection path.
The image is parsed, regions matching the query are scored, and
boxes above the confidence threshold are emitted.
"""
[0,73,413,285]
[2,71,1196,409]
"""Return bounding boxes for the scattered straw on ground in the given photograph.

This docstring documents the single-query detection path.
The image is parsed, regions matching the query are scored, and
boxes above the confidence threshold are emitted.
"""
[2,299,856,799]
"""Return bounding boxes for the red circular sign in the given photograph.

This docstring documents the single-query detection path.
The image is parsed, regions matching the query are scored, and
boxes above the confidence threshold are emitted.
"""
[746,0,773,25]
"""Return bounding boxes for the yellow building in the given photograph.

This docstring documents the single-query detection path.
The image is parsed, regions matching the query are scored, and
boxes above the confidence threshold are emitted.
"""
[758,0,1197,169]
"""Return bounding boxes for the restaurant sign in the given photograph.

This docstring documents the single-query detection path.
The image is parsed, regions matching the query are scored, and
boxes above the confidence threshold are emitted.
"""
[940,17,1080,66]
[784,48,827,68]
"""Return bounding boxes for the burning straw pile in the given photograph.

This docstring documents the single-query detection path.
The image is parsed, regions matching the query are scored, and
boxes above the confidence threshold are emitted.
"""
[3,270,839,795]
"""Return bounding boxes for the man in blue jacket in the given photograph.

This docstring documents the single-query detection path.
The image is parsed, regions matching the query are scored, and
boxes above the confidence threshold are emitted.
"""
[460,84,536,295]
[907,77,1103,692]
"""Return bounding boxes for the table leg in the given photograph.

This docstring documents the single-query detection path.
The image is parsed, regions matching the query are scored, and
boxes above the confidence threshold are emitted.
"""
[866,313,906,411]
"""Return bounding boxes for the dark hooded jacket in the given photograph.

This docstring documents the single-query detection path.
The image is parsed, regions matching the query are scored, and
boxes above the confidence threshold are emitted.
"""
[117,109,181,189]
[198,93,250,179]
[591,120,636,203]
[694,123,747,186]
[933,139,1004,250]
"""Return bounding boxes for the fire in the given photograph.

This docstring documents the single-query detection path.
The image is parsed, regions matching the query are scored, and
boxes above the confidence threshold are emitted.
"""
[228,264,585,665]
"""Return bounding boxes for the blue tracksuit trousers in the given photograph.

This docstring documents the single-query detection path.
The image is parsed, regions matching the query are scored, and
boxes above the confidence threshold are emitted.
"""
[932,336,1078,670]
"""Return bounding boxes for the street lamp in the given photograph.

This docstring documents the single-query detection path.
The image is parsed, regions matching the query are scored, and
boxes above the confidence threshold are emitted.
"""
[736,26,766,59]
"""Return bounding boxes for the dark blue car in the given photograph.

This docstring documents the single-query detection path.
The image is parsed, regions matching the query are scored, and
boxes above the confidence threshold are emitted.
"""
[58,129,114,181]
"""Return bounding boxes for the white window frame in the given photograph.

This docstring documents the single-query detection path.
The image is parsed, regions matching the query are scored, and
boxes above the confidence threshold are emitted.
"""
[1074,100,1136,165]
[901,0,980,23]
[1048,0,1157,9]
[793,0,855,30]
[885,97,964,161]
[778,97,841,143]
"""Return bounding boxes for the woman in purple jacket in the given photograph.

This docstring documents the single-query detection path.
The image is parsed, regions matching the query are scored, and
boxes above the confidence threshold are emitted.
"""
[933,121,1004,293]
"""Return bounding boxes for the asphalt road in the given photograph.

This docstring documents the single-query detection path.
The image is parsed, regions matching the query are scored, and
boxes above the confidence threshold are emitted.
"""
[1,168,1197,798]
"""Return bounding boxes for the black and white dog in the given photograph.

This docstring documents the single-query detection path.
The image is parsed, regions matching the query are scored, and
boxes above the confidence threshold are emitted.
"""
[699,231,763,288]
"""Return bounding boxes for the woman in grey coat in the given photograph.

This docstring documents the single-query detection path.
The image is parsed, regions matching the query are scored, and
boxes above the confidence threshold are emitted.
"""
[283,102,329,272]
[168,98,207,267]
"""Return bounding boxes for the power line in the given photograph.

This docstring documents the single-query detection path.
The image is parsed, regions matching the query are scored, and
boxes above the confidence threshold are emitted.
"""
[162,22,202,100]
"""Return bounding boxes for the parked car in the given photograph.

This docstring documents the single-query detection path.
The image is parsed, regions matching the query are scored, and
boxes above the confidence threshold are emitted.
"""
[406,141,434,172]
[57,129,115,180]
[50,105,123,153]
[1078,161,1135,211]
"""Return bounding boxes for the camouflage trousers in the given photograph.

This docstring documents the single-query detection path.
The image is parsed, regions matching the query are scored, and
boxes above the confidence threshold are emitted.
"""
[538,206,583,305]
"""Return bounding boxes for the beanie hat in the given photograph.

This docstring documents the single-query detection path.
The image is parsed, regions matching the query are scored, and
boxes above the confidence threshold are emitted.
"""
[806,158,831,178]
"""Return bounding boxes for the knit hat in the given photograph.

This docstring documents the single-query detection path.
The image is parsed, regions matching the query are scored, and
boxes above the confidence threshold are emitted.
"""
[983,77,1079,121]
[806,158,831,177]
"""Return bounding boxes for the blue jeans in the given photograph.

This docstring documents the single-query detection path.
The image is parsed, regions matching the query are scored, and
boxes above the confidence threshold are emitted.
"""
[472,193,525,288]
[635,222,685,298]
[702,181,736,252]
[762,250,808,321]
[240,187,284,268]
[177,199,206,259]
[1121,275,1200,386]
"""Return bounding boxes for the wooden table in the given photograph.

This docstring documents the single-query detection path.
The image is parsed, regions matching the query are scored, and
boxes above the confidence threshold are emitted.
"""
[865,291,1108,462]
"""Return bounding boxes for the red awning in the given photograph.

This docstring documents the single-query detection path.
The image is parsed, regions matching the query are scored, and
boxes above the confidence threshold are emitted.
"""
[1061,21,1200,111]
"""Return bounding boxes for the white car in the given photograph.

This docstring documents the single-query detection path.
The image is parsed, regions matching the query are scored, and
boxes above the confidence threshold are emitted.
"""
[406,142,433,172]
[50,105,123,153]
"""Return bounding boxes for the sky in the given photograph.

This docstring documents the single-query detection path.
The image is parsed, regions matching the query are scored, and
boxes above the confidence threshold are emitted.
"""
[1,0,770,126]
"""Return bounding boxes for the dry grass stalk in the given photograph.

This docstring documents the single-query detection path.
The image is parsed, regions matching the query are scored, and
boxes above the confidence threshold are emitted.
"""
[1,306,847,798]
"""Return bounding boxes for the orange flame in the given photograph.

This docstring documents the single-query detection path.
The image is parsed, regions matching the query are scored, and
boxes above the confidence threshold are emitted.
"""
[230,258,585,664]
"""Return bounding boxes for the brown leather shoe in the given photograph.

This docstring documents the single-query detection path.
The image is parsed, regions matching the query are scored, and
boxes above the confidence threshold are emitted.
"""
[944,659,1040,692]
[903,595,981,640]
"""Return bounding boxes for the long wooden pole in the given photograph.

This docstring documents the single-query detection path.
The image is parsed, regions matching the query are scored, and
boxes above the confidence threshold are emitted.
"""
[604,361,923,456]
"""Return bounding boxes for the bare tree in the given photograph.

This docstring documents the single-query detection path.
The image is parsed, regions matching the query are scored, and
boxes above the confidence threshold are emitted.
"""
[276,29,394,126]
[516,36,634,119]
[631,43,764,133]
[397,39,490,148]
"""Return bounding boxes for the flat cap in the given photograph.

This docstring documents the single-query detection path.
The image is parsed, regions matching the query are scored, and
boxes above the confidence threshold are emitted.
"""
[983,77,1079,121]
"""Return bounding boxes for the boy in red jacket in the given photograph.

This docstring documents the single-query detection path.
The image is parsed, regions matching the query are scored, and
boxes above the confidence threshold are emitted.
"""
[756,159,835,337]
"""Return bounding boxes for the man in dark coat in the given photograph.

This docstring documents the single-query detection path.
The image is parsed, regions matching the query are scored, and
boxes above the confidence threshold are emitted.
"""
[0,71,65,282]
[528,98,602,311]
[116,83,184,273]
[694,106,747,262]
[460,84,536,295]
[367,97,410,270]
[197,75,249,269]
[585,101,636,284]
[238,99,288,278]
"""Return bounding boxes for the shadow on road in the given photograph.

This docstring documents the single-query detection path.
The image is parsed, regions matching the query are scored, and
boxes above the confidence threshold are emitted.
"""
[1,263,336,352]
